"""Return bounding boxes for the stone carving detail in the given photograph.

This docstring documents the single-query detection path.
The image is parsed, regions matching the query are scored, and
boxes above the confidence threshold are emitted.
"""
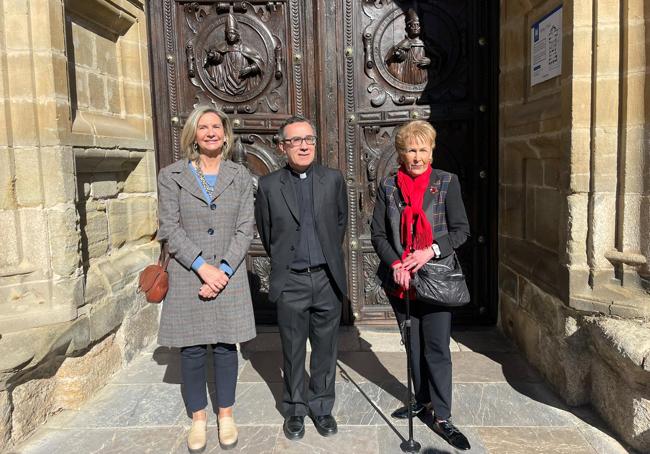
[203,14,265,96]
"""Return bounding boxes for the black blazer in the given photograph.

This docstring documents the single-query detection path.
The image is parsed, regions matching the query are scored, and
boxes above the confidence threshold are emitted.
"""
[370,168,470,288]
[255,163,348,302]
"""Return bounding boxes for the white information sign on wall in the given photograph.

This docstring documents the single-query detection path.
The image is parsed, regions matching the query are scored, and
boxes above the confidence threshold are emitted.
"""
[530,5,562,86]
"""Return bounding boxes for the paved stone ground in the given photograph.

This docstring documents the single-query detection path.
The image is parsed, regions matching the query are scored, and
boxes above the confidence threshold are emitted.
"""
[12,328,634,454]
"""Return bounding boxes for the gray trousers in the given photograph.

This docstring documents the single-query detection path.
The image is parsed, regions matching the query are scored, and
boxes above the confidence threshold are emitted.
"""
[276,267,342,417]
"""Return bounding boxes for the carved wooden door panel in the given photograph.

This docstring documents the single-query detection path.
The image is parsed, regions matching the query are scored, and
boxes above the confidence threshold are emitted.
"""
[148,1,498,325]
[148,1,321,323]
[346,1,498,324]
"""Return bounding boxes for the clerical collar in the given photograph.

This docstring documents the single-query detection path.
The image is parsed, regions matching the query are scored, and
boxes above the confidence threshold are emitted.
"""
[288,164,312,180]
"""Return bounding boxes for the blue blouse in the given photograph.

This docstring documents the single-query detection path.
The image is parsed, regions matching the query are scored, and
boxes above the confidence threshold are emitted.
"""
[188,162,233,277]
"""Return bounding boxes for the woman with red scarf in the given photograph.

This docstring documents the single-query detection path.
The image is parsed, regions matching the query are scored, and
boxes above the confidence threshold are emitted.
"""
[371,120,471,450]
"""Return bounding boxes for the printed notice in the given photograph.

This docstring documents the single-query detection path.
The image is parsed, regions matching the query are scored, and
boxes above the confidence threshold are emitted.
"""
[531,5,562,86]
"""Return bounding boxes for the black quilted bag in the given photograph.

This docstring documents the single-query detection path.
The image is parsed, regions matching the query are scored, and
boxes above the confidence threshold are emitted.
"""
[412,252,470,306]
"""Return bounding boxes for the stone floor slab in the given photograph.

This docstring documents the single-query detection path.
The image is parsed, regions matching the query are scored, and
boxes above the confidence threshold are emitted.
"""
[13,427,185,454]
[12,331,631,454]
[339,380,577,428]
[238,351,285,383]
[451,351,542,383]
[377,424,487,454]
[239,350,541,388]
[454,329,516,353]
[274,425,379,454]
[112,352,183,384]
[577,422,637,454]
[337,352,407,384]
[240,333,283,353]
[358,330,462,353]
[230,382,284,425]
[476,427,596,454]
[452,382,576,427]
[239,351,405,385]
[64,383,186,428]
[330,382,398,426]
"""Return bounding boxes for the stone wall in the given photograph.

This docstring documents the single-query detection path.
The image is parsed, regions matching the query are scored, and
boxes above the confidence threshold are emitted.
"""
[0,0,159,450]
[499,0,650,451]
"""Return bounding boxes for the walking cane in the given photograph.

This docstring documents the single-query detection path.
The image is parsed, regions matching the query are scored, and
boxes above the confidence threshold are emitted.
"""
[400,280,421,453]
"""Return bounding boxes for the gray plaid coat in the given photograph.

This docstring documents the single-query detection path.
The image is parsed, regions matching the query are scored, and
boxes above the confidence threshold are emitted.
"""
[156,159,256,347]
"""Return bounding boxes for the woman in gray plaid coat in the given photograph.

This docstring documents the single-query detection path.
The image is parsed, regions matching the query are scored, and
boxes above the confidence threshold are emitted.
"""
[157,105,256,452]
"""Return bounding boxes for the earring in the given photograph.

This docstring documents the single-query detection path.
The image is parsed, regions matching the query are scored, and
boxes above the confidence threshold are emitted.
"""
[193,142,199,153]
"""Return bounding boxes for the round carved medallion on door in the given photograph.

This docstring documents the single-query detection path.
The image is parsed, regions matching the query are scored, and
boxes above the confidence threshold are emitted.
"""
[189,12,277,103]
[369,6,461,93]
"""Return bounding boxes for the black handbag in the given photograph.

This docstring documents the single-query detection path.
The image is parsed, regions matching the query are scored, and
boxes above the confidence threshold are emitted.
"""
[412,252,470,306]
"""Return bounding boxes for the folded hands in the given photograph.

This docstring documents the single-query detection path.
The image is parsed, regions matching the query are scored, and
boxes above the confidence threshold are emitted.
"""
[196,264,229,300]
[392,247,436,290]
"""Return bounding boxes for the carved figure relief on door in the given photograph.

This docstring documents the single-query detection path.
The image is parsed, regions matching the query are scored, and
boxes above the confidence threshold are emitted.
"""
[183,3,284,112]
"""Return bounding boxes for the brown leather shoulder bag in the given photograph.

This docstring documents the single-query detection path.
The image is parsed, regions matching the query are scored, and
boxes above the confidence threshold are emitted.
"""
[138,242,170,303]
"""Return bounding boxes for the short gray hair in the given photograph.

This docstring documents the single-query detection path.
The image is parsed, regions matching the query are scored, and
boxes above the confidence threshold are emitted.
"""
[395,120,436,166]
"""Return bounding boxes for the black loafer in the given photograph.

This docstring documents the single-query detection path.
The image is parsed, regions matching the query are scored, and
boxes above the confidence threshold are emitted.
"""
[433,419,471,451]
[310,414,338,437]
[283,416,305,440]
[390,402,427,419]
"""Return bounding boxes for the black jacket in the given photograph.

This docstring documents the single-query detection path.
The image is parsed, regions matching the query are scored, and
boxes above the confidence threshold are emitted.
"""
[370,168,470,288]
[255,163,348,302]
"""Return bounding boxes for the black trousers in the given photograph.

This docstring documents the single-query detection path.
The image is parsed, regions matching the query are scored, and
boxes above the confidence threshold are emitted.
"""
[277,268,342,417]
[389,295,453,420]
[180,343,238,412]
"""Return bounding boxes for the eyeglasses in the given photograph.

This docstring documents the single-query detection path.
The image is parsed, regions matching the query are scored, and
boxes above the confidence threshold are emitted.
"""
[282,135,317,147]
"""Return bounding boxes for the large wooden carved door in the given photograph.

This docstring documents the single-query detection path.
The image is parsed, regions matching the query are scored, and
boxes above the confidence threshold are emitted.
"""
[347,1,498,324]
[148,1,498,325]
[148,1,323,323]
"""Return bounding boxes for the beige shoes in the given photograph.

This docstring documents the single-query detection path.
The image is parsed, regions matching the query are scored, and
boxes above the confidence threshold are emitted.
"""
[218,416,239,450]
[186,414,238,452]
[187,418,207,454]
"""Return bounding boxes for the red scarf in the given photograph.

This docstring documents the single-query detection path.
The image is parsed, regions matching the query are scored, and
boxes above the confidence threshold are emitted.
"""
[397,165,434,260]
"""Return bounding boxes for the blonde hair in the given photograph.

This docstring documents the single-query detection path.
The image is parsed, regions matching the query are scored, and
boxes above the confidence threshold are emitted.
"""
[394,120,436,166]
[180,105,234,162]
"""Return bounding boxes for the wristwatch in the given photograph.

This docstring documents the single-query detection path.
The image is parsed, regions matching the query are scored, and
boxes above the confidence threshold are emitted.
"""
[431,243,441,258]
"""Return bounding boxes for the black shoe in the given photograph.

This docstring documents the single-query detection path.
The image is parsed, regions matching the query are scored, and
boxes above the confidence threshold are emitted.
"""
[283,416,305,440]
[390,402,427,419]
[310,414,338,437]
[432,419,471,450]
